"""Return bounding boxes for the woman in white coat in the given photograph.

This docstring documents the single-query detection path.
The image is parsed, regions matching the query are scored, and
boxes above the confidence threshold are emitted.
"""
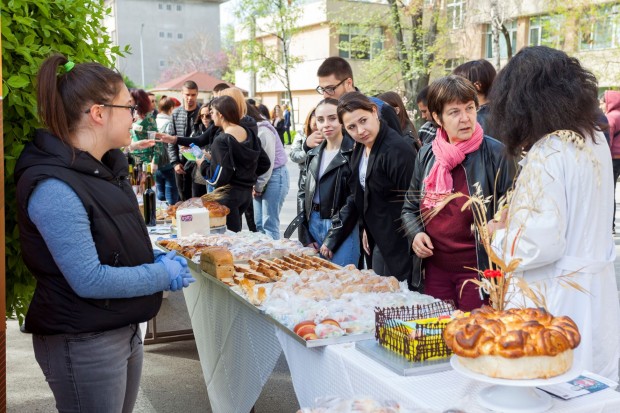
[489,46,620,381]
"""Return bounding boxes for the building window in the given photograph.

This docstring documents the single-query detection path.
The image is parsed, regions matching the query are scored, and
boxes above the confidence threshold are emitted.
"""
[159,31,165,38]
[444,58,464,74]
[167,32,173,39]
[486,20,517,59]
[158,3,163,10]
[159,60,166,68]
[579,4,620,51]
[177,33,184,40]
[176,4,182,11]
[166,4,172,11]
[529,15,564,48]
[338,25,383,60]
[446,0,465,29]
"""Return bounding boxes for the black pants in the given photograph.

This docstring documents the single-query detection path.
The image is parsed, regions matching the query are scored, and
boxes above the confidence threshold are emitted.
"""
[175,163,206,201]
[284,128,291,145]
[244,202,257,232]
[221,187,252,232]
[613,159,620,231]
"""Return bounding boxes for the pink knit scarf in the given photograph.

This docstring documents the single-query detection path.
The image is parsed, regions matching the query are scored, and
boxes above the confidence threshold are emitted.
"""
[422,123,484,208]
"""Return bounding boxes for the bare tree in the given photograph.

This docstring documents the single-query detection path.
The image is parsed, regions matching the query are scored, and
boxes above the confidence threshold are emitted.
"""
[330,0,444,107]
[231,0,302,127]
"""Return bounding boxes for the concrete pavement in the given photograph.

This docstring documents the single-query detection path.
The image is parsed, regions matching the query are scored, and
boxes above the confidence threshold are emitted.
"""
[7,158,620,412]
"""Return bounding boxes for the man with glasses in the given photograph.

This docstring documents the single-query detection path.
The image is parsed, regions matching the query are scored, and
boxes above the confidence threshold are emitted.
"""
[306,57,402,150]
[166,80,205,200]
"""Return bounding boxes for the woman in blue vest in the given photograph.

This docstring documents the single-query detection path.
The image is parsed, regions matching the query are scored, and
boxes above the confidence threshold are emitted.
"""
[15,54,194,413]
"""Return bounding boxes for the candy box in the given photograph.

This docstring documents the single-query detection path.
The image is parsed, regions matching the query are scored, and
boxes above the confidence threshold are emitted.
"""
[375,301,458,362]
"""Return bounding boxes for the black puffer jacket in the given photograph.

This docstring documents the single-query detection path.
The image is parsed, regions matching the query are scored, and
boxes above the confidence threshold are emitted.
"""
[15,130,162,334]
[297,135,357,251]
[401,135,517,289]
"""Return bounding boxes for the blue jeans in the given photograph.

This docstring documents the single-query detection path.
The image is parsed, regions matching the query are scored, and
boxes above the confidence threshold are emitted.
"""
[308,211,360,266]
[254,166,290,240]
[155,167,179,205]
[33,324,143,413]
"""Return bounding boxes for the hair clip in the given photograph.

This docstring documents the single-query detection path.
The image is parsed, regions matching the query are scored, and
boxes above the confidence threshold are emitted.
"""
[63,61,75,73]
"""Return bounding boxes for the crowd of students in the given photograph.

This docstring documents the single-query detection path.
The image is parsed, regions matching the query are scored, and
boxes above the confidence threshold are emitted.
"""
[13,47,620,411]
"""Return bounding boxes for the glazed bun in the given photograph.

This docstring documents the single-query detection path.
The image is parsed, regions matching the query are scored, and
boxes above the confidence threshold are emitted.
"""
[443,306,581,379]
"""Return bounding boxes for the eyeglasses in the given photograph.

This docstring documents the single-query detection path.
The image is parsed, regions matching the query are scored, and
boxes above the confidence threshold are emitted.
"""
[316,78,348,95]
[85,104,137,117]
[200,114,211,119]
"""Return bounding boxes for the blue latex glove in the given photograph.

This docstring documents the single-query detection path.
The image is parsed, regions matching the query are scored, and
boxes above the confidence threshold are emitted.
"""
[156,251,191,291]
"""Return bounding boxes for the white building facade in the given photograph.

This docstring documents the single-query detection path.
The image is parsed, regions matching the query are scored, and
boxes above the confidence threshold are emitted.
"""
[104,0,224,88]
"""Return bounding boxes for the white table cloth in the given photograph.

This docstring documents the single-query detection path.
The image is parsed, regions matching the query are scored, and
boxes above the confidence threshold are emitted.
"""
[277,329,620,413]
[183,271,283,413]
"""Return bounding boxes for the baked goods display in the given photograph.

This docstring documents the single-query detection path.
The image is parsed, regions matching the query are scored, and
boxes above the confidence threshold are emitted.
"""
[260,264,438,339]
[157,231,314,263]
[166,197,230,228]
[200,246,234,280]
[443,305,581,379]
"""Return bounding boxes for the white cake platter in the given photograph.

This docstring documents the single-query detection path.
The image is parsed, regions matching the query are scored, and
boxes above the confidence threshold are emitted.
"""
[450,355,582,413]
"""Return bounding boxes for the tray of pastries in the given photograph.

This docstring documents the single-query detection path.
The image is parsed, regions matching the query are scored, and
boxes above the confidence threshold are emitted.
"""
[156,231,315,263]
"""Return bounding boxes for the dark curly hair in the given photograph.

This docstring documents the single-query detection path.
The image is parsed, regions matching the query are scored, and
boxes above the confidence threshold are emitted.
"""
[488,46,605,156]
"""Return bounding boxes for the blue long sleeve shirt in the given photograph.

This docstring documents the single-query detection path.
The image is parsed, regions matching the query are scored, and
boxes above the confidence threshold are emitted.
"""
[28,178,170,299]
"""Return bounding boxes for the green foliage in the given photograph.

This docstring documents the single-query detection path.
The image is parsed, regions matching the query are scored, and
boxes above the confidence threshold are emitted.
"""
[230,0,303,125]
[329,0,446,106]
[2,0,128,322]
[124,75,138,89]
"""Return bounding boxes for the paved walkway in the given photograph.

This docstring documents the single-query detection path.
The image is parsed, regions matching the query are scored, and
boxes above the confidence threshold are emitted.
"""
[7,158,620,412]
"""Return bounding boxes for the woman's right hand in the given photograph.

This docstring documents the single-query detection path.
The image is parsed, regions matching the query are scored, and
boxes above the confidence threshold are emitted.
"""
[156,133,177,144]
[412,232,434,258]
[129,140,156,151]
[305,131,324,149]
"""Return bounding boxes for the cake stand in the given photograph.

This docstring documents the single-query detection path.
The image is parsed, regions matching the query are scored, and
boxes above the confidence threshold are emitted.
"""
[450,356,582,413]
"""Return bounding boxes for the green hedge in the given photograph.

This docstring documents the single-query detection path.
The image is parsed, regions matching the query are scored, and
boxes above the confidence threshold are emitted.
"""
[2,0,129,322]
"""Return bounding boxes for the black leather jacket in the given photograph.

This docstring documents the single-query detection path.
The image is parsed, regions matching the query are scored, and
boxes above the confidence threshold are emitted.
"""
[401,135,517,289]
[297,135,357,251]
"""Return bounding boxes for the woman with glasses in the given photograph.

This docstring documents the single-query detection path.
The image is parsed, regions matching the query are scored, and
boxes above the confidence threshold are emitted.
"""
[14,54,194,412]
[400,75,515,309]
[335,92,416,282]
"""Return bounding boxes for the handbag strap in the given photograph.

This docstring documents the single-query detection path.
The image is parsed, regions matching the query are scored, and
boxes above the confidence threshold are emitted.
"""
[283,210,305,239]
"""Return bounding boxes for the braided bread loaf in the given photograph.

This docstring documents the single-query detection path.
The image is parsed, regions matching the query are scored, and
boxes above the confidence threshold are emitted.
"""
[443,306,580,379]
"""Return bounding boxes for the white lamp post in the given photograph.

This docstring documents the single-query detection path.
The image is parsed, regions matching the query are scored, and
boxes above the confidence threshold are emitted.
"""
[140,23,145,87]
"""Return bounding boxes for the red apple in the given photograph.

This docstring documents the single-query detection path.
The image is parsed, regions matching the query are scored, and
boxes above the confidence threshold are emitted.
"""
[296,324,316,338]
[293,321,316,335]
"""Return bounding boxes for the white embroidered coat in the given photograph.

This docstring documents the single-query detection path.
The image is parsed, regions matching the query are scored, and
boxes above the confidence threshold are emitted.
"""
[494,131,620,381]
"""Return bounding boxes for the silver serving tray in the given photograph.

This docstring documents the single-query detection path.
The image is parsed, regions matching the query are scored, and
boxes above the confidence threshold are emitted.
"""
[155,241,378,347]
[355,340,452,376]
